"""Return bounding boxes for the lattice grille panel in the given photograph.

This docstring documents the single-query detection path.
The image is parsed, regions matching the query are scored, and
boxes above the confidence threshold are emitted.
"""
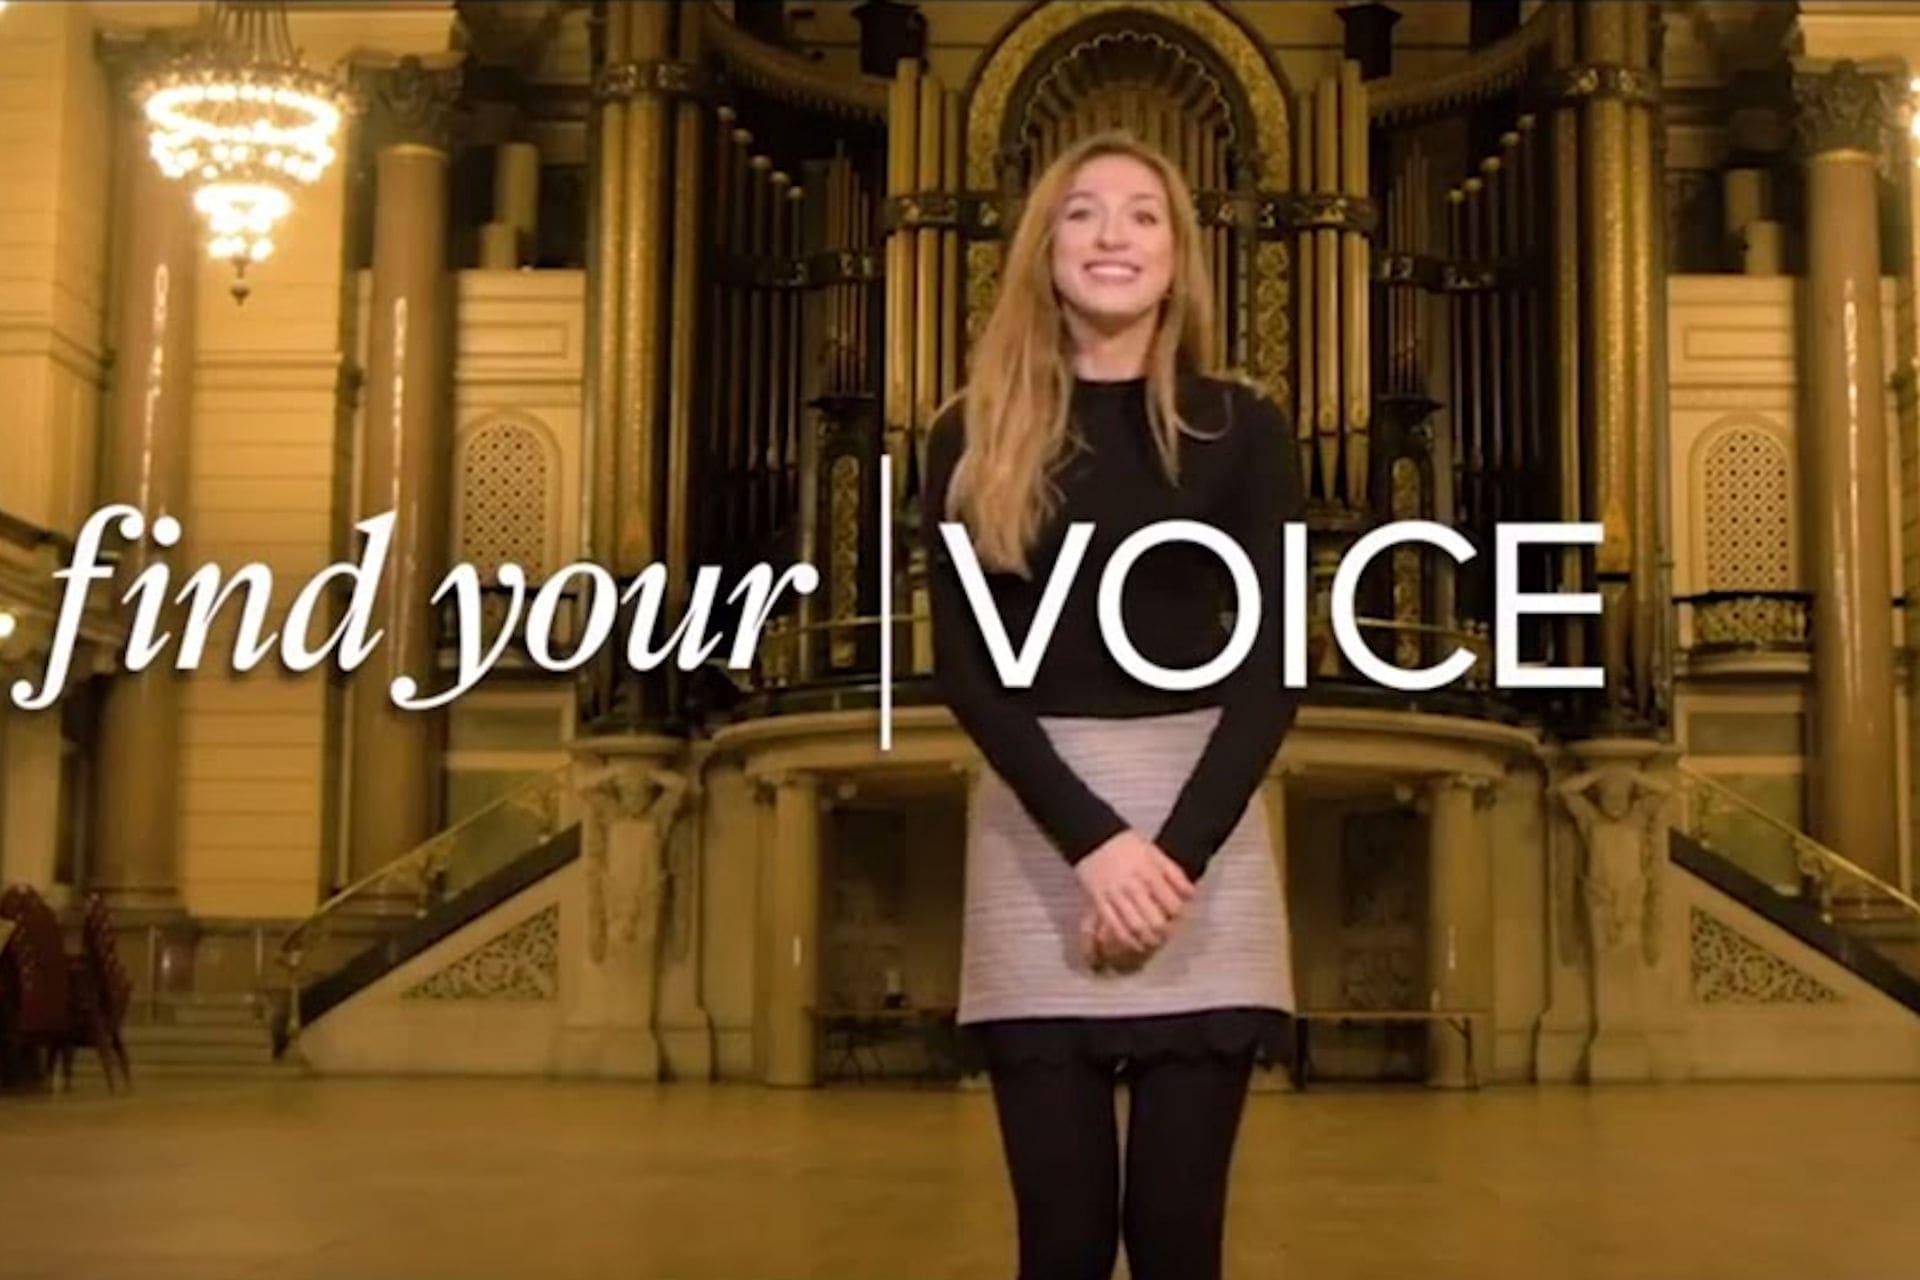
[458,418,554,580]
[1702,428,1789,589]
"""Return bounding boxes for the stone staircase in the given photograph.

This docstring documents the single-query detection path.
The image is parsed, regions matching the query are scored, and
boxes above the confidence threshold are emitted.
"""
[107,999,304,1082]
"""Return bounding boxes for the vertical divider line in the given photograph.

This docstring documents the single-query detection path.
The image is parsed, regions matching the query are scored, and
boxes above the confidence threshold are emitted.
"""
[879,452,893,749]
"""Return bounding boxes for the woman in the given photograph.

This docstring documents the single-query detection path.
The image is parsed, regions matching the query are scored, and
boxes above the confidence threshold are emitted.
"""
[919,131,1305,1280]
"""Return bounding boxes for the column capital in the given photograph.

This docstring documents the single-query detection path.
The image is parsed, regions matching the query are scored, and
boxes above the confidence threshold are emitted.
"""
[355,55,463,153]
[95,27,187,98]
[1793,59,1895,159]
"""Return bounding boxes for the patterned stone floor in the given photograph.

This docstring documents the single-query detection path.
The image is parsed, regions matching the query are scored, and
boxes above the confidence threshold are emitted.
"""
[0,1074,1915,1279]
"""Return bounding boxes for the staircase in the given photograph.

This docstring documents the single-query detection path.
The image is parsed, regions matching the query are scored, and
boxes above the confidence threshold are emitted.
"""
[270,768,582,1053]
[120,1004,294,1080]
[1673,767,1920,1013]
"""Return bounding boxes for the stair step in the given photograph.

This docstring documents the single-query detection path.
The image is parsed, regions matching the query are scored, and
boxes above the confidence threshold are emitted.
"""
[162,1000,271,1027]
[118,1023,280,1069]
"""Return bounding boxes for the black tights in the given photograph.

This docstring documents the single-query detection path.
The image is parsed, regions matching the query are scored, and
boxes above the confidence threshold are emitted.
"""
[987,1051,1254,1280]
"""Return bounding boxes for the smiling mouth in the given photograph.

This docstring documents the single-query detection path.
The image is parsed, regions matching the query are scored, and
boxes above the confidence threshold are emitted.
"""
[1083,262,1142,284]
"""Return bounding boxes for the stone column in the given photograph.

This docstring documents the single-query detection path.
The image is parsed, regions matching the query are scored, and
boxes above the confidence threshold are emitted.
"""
[88,39,199,918]
[1424,774,1491,1088]
[1794,61,1901,884]
[346,57,461,883]
[763,770,822,1086]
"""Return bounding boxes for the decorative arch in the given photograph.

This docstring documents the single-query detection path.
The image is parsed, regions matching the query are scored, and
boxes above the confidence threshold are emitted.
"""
[455,412,563,582]
[961,1,1295,390]
[964,0,1292,190]
[1689,416,1794,591]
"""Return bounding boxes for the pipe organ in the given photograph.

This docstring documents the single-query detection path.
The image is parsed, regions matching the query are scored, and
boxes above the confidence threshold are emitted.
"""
[575,2,1663,732]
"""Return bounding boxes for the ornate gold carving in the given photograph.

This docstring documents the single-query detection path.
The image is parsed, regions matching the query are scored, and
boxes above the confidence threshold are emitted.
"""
[1793,59,1894,158]
[1690,596,1809,649]
[1391,457,1422,669]
[828,455,860,668]
[966,1,1290,191]
[965,240,1003,352]
[594,59,708,103]
[360,56,461,153]
[700,4,888,121]
[1538,64,1661,110]
[402,905,559,1001]
[1276,193,1380,237]
[1249,241,1290,400]
[1689,909,1841,1004]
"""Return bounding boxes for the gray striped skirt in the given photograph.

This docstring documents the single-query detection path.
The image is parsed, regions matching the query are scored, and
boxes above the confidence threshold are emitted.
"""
[957,706,1295,1066]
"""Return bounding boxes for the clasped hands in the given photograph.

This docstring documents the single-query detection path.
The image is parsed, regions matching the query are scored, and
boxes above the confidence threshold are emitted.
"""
[1073,830,1195,973]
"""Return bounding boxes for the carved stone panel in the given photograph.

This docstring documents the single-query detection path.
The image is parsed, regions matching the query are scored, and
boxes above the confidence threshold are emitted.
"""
[1689,909,1841,1005]
[403,904,560,1001]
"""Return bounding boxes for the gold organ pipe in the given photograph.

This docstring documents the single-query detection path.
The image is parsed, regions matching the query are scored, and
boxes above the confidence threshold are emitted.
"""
[1314,73,1341,498]
[1447,187,1466,529]
[826,152,845,394]
[1463,175,1485,538]
[1480,155,1504,527]
[1501,132,1527,506]
[767,168,791,533]
[836,161,849,393]
[1517,116,1542,490]
[590,0,631,563]
[785,182,805,529]
[857,165,873,391]
[618,1,671,573]
[796,160,827,680]
[707,107,736,550]
[722,127,752,546]
[940,87,961,408]
[745,154,772,538]
[885,59,920,465]
[1295,96,1317,469]
[913,73,942,438]
[664,7,704,602]
[1341,59,1370,507]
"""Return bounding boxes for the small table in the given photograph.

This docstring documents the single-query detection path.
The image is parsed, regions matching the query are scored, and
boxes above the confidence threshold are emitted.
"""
[813,1005,958,1083]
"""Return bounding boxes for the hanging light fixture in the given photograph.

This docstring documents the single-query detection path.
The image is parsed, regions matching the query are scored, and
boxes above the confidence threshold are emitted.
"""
[134,1,348,302]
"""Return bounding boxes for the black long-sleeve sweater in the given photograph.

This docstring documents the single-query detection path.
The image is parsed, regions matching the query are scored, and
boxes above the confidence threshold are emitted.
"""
[919,372,1305,880]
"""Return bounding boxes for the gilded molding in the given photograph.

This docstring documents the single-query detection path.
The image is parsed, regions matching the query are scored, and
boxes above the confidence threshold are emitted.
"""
[700,4,888,121]
[1275,193,1380,238]
[1537,63,1661,110]
[1793,60,1894,158]
[594,59,708,104]
[359,56,462,153]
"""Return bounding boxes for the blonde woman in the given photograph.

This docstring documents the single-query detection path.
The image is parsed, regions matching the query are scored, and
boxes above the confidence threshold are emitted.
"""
[920,131,1304,1280]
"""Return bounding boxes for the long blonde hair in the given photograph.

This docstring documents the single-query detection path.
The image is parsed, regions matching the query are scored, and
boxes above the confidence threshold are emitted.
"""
[942,130,1219,576]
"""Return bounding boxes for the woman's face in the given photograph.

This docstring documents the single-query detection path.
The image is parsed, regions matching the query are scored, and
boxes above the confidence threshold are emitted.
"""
[1050,152,1175,331]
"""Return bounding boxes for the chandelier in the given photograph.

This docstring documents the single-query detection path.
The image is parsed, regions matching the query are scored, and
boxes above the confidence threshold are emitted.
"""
[135,1,347,302]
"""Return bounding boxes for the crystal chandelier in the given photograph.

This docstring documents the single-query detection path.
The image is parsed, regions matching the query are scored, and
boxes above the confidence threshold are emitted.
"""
[135,1,347,301]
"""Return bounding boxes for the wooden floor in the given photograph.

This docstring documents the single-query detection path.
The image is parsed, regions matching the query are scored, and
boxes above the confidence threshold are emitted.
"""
[0,1074,1915,1279]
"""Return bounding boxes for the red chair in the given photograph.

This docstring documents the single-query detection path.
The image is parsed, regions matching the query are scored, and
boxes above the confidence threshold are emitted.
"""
[0,886,72,1091]
[61,894,133,1091]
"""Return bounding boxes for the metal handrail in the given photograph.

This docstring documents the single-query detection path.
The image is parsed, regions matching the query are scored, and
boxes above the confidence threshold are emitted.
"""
[275,766,569,1034]
[1677,765,1920,922]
